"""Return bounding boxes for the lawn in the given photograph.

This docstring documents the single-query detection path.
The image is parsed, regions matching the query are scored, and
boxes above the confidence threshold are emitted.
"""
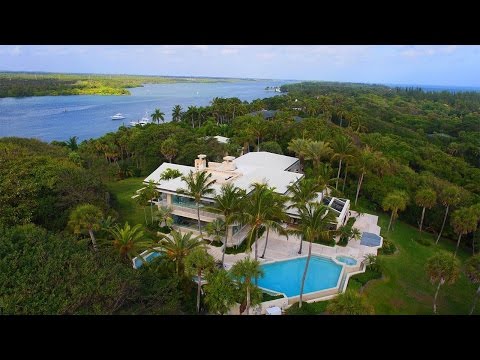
[107,177,148,227]
[352,200,479,315]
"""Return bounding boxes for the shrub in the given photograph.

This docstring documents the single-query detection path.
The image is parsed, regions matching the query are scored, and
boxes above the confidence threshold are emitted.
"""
[285,301,328,315]
[379,238,397,255]
[413,236,432,247]
[350,269,382,286]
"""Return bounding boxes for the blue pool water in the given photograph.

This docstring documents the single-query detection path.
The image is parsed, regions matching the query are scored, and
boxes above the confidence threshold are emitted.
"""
[336,255,357,266]
[360,232,382,247]
[133,251,162,269]
[257,256,343,297]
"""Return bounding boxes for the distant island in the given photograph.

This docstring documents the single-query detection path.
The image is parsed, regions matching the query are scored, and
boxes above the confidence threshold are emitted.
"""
[0,72,252,98]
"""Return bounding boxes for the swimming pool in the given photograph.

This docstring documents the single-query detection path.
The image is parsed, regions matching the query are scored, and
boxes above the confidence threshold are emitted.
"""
[257,256,343,297]
[133,251,162,269]
[336,255,358,266]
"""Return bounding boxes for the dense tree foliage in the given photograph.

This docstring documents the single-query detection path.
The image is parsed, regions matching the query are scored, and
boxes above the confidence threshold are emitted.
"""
[0,138,108,230]
[0,72,232,97]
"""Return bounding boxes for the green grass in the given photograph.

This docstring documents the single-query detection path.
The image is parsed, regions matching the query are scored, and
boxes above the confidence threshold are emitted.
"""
[352,201,479,315]
[106,177,148,227]
[285,300,329,315]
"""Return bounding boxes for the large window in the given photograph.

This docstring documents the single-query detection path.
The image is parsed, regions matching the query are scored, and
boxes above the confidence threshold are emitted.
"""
[172,195,211,208]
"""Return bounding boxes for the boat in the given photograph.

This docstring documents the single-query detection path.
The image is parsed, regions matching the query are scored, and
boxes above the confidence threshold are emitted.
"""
[129,112,150,127]
[111,113,126,120]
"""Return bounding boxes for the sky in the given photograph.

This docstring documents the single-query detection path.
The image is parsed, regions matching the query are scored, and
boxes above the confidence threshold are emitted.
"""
[0,45,479,87]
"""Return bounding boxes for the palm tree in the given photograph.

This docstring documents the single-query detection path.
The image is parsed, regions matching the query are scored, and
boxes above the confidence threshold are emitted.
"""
[425,252,460,314]
[464,255,480,315]
[68,204,103,252]
[451,208,478,257]
[326,290,374,315]
[288,138,309,172]
[230,258,264,315]
[65,136,79,151]
[205,219,226,243]
[332,136,354,191]
[135,188,150,225]
[172,105,182,122]
[138,181,158,225]
[240,183,276,261]
[291,203,336,308]
[204,269,237,315]
[187,106,197,128]
[415,187,437,232]
[177,170,216,238]
[247,116,268,152]
[206,183,246,267]
[260,192,289,259]
[286,178,320,254]
[304,141,333,171]
[161,137,178,163]
[107,222,154,261]
[158,230,204,275]
[154,205,173,228]
[382,190,409,232]
[185,248,215,313]
[436,185,461,244]
[151,108,165,124]
[354,146,376,205]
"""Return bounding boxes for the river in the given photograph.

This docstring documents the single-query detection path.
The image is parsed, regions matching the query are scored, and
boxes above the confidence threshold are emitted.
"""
[0,80,291,142]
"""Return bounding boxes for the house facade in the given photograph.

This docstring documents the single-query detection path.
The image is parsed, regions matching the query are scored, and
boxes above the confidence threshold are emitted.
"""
[144,151,350,246]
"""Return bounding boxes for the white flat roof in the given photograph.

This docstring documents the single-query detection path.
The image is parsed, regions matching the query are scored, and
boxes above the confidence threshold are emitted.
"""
[213,135,230,144]
[144,151,303,199]
[234,151,299,170]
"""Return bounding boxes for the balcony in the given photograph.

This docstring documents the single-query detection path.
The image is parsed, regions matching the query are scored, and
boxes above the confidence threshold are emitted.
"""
[154,199,220,223]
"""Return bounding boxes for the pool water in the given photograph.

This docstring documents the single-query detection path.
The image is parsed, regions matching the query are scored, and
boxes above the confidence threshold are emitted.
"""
[133,251,162,269]
[336,255,358,266]
[257,256,343,297]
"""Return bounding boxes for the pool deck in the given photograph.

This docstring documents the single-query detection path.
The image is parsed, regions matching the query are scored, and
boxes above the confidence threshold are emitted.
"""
[207,211,382,268]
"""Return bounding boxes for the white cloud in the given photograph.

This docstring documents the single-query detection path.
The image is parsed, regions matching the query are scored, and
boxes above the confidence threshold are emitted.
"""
[193,45,208,51]
[400,45,458,58]
[221,48,239,55]
[257,52,276,60]
[0,45,22,56]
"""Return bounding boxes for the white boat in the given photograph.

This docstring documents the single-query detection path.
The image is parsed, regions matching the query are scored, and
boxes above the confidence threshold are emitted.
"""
[129,112,150,127]
[111,113,126,120]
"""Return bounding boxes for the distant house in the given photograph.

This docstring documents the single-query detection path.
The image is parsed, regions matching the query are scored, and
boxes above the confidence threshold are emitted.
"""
[248,110,278,120]
[213,135,230,144]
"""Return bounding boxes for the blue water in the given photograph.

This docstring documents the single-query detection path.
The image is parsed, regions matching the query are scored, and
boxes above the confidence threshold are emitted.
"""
[360,232,382,247]
[133,251,162,269]
[336,255,357,266]
[0,80,291,142]
[257,256,343,297]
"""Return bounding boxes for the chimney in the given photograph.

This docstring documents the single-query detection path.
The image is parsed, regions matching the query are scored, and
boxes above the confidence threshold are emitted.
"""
[222,156,236,171]
[195,154,207,171]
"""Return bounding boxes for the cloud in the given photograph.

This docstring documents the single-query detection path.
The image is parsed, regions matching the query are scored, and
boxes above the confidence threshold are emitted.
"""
[193,45,208,51]
[257,52,276,60]
[400,45,458,58]
[0,45,22,56]
[221,48,239,55]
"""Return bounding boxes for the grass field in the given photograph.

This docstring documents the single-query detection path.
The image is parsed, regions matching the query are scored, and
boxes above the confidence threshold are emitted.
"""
[353,201,479,315]
[107,177,148,227]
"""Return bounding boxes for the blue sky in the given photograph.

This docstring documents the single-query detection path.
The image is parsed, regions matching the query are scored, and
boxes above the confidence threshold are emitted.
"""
[0,45,479,87]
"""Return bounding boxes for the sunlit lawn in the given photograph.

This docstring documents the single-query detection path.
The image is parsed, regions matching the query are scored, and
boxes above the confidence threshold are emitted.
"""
[353,200,478,315]
[106,177,148,227]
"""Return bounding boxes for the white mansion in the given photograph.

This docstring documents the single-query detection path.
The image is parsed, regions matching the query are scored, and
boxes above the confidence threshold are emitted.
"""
[144,151,350,247]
